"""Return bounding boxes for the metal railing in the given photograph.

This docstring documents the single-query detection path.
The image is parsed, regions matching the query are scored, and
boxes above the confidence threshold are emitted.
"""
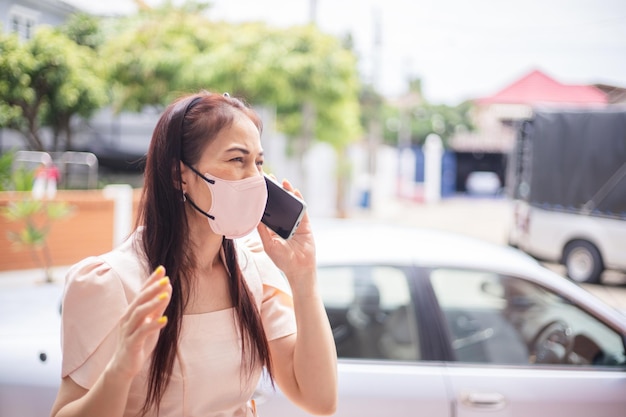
[13,150,99,190]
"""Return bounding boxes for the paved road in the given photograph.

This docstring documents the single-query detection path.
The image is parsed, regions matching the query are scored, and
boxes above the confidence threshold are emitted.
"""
[349,195,626,312]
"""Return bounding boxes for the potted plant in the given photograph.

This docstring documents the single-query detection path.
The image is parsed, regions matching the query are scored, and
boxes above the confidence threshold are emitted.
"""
[1,153,74,283]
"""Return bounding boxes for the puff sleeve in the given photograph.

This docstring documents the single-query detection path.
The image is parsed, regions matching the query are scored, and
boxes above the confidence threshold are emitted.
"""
[60,257,130,389]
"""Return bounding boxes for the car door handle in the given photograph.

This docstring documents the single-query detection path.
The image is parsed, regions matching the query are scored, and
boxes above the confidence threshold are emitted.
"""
[461,391,506,409]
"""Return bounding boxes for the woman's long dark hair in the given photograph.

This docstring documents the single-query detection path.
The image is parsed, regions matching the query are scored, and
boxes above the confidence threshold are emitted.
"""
[135,91,273,415]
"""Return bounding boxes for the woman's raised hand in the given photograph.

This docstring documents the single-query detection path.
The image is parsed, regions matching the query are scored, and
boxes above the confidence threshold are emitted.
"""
[108,266,171,379]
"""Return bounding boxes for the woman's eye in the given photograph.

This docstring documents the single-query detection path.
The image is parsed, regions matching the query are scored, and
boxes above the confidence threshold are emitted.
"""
[230,157,244,163]
[256,160,264,167]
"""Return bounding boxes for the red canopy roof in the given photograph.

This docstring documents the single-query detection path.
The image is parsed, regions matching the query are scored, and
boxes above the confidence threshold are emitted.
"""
[476,70,607,105]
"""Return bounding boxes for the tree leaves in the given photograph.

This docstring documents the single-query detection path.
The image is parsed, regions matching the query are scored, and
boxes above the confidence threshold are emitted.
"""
[102,9,362,150]
[0,26,108,151]
[1,2,362,153]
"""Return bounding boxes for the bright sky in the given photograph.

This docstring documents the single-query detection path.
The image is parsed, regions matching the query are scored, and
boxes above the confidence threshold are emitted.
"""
[64,0,626,105]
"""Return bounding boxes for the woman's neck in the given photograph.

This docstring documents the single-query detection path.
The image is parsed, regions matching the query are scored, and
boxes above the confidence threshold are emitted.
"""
[187,218,225,274]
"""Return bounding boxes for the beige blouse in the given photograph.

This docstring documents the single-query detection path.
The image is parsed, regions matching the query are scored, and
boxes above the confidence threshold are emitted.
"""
[60,230,297,417]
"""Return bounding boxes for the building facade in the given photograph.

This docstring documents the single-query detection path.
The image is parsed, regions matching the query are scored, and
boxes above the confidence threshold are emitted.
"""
[451,69,610,154]
[0,0,77,40]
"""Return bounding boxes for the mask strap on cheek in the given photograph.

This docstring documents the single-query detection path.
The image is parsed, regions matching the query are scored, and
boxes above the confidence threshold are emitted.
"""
[182,161,216,185]
[183,192,215,220]
[181,161,217,220]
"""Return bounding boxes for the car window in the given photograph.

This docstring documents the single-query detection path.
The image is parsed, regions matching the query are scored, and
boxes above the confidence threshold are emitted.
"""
[430,269,626,367]
[318,265,420,361]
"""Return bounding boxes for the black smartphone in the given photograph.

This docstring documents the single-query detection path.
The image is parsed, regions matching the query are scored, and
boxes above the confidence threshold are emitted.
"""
[261,174,307,240]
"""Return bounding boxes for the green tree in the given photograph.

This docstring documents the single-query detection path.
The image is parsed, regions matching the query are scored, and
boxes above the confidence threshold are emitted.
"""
[266,24,362,151]
[382,78,474,147]
[102,4,362,212]
[102,5,361,150]
[101,4,217,112]
[39,23,109,151]
[0,151,14,191]
[194,22,363,157]
[59,12,104,50]
[0,26,108,151]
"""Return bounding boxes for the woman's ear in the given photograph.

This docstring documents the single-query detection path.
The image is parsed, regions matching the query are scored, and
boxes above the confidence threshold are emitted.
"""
[175,162,189,195]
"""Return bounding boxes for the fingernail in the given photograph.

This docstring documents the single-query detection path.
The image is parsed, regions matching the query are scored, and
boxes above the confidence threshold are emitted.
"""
[159,277,170,286]
[155,265,165,275]
[157,316,168,325]
[158,292,169,301]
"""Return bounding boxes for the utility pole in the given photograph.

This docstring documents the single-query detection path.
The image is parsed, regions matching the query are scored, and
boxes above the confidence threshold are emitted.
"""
[309,0,317,23]
[367,7,383,210]
[297,0,318,198]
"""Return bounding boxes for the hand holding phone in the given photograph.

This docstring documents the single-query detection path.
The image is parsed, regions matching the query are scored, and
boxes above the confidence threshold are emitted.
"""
[261,175,307,240]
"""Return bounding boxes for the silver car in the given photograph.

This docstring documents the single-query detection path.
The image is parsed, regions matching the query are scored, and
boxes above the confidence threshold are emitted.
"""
[256,218,626,416]
[1,219,625,416]
[0,281,62,416]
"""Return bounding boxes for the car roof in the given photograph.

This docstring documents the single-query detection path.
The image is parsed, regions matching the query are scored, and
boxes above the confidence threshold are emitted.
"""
[311,217,538,273]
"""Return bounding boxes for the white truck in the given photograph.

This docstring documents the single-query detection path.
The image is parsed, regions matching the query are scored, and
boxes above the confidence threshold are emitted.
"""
[507,108,626,284]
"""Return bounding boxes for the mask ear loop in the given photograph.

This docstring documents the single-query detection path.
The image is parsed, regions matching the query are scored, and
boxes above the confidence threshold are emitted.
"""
[183,192,215,220]
[180,161,216,220]
[178,95,211,218]
[182,161,215,185]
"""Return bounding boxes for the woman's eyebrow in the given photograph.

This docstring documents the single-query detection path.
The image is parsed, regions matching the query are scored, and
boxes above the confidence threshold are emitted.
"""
[224,146,249,155]
[224,147,264,156]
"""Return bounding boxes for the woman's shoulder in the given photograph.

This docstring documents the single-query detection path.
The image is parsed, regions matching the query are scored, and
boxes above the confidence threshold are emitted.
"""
[236,238,296,339]
[64,230,148,302]
[236,238,292,297]
[60,232,148,382]
[236,238,279,277]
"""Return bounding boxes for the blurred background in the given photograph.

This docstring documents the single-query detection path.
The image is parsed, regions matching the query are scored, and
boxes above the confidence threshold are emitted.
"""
[2,5,626,417]
[0,0,625,293]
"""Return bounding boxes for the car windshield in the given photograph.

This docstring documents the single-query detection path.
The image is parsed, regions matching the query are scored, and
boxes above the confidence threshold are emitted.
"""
[430,269,626,367]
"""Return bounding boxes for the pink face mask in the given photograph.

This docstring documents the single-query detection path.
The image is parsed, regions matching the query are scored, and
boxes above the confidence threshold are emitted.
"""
[184,164,268,239]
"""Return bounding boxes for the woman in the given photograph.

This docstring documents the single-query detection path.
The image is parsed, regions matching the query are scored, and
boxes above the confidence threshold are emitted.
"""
[50,91,338,417]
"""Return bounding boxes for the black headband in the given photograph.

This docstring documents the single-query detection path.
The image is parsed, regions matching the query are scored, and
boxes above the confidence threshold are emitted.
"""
[179,92,233,159]
[177,96,202,161]
[179,92,231,140]
[180,96,203,132]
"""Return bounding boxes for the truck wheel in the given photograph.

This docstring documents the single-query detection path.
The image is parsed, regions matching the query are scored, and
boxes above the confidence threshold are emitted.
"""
[563,240,603,284]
